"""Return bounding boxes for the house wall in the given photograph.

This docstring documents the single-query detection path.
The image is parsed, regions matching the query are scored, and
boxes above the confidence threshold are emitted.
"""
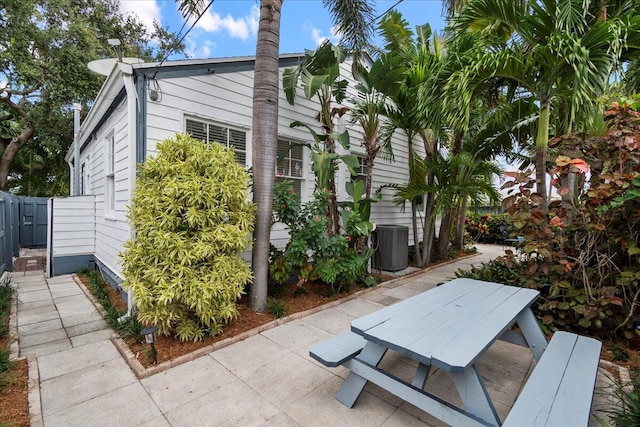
[58,59,423,281]
[68,97,132,283]
[143,63,422,252]
[49,195,96,276]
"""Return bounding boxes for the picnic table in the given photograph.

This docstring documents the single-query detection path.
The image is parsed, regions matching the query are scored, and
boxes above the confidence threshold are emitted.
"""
[310,278,602,426]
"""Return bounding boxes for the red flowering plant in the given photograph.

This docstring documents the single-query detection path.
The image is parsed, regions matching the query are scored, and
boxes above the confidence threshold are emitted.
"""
[466,99,640,339]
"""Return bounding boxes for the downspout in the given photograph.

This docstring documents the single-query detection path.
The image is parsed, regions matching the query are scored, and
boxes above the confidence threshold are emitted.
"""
[118,61,140,322]
[73,103,82,195]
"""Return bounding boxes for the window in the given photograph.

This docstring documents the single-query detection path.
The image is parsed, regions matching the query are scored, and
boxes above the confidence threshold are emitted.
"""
[185,118,247,165]
[275,139,304,196]
[105,134,115,216]
[351,154,367,184]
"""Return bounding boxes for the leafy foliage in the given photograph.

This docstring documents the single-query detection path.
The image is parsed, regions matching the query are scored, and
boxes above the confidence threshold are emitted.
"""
[0,275,14,388]
[80,268,142,341]
[121,135,255,342]
[283,40,358,235]
[0,0,184,194]
[466,213,508,244]
[599,368,640,427]
[467,101,640,338]
[272,180,375,293]
[267,300,288,319]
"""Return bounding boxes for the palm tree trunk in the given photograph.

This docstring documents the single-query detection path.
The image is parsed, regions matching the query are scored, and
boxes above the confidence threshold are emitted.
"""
[535,102,550,214]
[438,212,452,260]
[419,188,436,266]
[250,0,282,313]
[411,201,421,267]
[455,196,469,250]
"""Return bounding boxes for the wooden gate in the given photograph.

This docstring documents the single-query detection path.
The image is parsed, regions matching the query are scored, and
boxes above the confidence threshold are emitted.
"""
[20,197,48,248]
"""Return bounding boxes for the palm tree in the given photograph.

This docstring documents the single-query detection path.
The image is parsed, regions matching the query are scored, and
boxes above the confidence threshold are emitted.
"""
[451,0,640,211]
[394,152,501,258]
[375,11,449,267]
[178,0,374,312]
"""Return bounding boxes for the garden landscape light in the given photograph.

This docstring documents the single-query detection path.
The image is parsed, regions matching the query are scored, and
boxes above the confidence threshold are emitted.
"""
[141,325,158,364]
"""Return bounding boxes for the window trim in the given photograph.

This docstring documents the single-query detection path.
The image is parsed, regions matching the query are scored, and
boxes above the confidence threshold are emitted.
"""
[275,138,305,199]
[351,153,367,183]
[104,132,116,218]
[185,116,247,165]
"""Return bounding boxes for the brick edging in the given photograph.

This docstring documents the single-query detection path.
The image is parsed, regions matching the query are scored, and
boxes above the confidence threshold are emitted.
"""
[8,274,19,361]
[27,353,43,427]
[74,250,485,379]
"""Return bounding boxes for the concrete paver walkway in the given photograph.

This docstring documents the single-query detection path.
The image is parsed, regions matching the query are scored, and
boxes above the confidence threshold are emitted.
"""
[11,245,614,426]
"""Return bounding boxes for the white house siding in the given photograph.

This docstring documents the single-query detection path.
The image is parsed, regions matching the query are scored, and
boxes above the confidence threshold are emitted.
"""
[143,65,422,251]
[86,98,132,283]
[49,195,95,276]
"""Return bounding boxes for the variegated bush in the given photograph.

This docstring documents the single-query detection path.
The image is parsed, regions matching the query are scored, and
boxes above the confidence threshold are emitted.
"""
[121,134,255,341]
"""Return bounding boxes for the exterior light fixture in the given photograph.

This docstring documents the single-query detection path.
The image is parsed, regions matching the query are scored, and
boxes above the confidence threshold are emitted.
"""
[141,325,158,364]
[107,38,123,62]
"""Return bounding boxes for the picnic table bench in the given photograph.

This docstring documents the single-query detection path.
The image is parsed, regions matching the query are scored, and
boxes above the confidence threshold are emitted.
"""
[309,278,602,426]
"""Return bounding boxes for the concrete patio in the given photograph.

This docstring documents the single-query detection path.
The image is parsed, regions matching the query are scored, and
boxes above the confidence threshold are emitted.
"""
[11,244,617,426]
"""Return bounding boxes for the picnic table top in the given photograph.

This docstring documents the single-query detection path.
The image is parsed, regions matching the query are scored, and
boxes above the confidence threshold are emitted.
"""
[351,278,540,372]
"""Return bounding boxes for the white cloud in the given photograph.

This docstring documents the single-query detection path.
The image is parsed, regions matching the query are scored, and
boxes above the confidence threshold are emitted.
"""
[185,36,216,59]
[311,28,327,46]
[248,5,259,36]
[195,5,260,40]
[118,0,161,33]
[304,23,340,47]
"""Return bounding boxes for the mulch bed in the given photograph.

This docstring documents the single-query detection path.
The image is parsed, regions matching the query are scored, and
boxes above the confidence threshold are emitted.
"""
[0,350,29,426]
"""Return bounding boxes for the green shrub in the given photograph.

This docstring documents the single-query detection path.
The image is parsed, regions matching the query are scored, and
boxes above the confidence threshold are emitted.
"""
[121,134,255,341]
[267,299,287,318]
[491,101,640,338]
[273,182,374,293]
[466,213,508,243]
[0,275,14,390]
[81,269,143,341]
[602,368,640,427]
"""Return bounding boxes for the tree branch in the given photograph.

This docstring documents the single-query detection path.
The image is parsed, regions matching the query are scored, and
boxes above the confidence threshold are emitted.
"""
[0,93,30,120]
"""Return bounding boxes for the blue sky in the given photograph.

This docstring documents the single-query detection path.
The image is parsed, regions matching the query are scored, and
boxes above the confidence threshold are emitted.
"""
[118,0,446,59]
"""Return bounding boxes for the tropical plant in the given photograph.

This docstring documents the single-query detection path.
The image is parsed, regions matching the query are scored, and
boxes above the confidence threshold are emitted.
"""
[267,299,288,318]
[375,12,447,267]
[348,62,396,201]
[120,134,255,341]
[0,275,14,389]
[80,269,143,341]
[394,152,501,259]
[283,40,360,235]
[485,101,640,337]
[451,0,640,211]
[273,180,375,293]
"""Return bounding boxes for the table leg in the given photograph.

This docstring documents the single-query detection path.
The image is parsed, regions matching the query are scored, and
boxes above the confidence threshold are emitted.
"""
[516,307,548,361]
[412,363,431,389]
[450,365,500,427]
[336,342,387,408]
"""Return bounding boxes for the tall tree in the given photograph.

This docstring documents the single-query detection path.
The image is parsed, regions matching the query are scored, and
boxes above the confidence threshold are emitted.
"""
[0,0,183,194]
[376,12,447,267]
[179,1,375,312]
[451,0,640,211]
[250,0,283,312]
